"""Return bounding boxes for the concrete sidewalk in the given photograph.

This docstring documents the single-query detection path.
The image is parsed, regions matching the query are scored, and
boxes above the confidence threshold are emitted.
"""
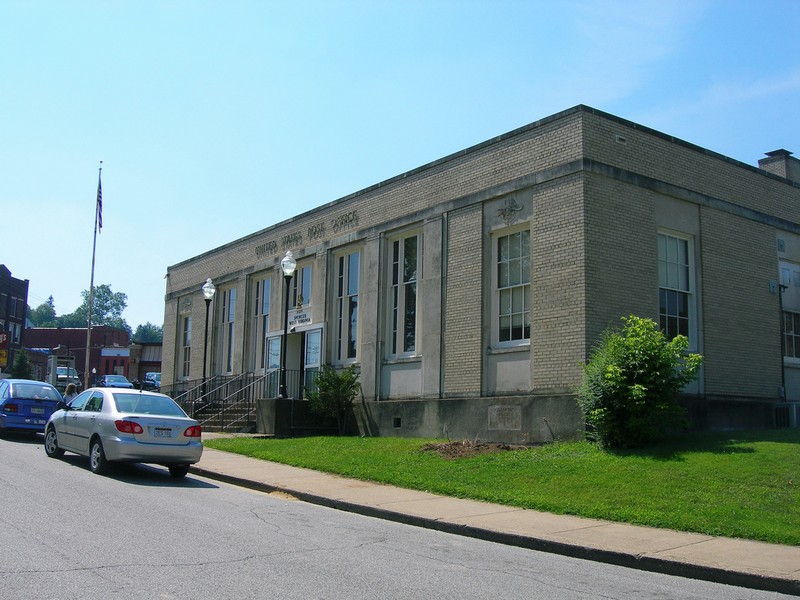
[190,446,800,596]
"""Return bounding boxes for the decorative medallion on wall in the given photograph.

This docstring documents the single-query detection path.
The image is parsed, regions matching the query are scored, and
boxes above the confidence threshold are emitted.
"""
[498,197,523,226]
[180,298,193,314]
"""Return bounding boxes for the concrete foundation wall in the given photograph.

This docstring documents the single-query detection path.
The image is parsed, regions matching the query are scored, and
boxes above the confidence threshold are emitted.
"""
[353,396,584,444]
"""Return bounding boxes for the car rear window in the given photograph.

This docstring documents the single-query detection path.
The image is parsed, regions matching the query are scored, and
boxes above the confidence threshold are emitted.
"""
[14,384,61,400]
[113,393,187,417]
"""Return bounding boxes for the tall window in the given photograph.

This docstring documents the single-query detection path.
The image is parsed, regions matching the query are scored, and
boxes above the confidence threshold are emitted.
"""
[780,261,800,360]
[250,277,270,370]
[181,316,191,379]
[389,234,419,356]
[496,229,531,345]
[221,287,236,373]
[267,337,281,370]
[784,312,800,359]
[292,264,312,309]
[658,232,693,341]
[266,336,281,396]
[336,251,360,361]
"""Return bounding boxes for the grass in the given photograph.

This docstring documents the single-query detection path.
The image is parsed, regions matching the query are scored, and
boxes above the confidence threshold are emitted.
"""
[204,430,800,546]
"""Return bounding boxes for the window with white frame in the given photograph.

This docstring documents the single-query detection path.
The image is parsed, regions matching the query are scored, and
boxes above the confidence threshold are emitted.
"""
[291,263,312,309]
[658,232,694,343]
[267,337,281,370]
[335,251,360,361]
[306,329,322,368]
[181,316,191,379]
[779,261,800,361]
[784,311,800,359]
[388,233,419,357]
[250,277,270,371]
[494,228,531,346]
[220,287,236,373]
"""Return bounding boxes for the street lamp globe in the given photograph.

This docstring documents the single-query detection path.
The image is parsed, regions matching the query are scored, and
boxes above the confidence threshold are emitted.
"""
[280,251,297,278]
[202,278,216,301]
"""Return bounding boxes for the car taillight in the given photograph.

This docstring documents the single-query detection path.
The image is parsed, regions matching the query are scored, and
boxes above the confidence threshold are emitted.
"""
[183,425,202,438]
[115,420,144,434]
[3,403,18,413]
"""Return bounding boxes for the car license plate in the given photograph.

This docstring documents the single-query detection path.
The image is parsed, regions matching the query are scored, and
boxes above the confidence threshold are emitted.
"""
[154,428,172,438]
[31,407,44,414]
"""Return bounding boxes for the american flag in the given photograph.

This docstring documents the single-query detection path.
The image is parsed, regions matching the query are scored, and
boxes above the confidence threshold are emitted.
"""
[96,172,103,232]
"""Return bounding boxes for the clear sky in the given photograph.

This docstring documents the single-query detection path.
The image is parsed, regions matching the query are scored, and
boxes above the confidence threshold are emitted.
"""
[2,0,799,331]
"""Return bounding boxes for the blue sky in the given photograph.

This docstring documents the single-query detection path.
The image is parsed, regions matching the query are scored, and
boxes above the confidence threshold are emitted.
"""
[2,0,799,330]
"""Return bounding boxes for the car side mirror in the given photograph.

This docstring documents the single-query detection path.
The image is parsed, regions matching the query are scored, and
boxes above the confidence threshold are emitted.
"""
[58,401,68,411]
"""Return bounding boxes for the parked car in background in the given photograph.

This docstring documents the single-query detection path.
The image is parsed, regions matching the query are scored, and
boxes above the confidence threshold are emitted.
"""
[56,366,82,393]
[142,372,161,391]
[0,379,64,434]
[44,388,203,478]
[96,374,134,389]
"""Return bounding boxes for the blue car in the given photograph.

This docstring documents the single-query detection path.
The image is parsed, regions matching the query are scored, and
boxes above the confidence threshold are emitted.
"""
[96,375,134,389]
[0,379,64,434]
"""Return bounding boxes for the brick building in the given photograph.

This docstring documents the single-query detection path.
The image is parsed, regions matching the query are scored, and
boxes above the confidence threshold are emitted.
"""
[25,326,131,384]
[162,105,800,441]
[0,264,29,373]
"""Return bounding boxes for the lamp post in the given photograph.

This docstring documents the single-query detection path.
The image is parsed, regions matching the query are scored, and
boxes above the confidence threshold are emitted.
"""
[202,278,216,398]
[279,251,297,398]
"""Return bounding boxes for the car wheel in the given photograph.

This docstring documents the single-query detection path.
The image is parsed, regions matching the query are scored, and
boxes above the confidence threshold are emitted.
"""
[44,427,65,458]
[168,464,190,479]
[89,438,108,474]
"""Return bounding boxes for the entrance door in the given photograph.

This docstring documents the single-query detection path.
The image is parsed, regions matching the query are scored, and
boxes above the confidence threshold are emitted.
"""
[267,328,323,399]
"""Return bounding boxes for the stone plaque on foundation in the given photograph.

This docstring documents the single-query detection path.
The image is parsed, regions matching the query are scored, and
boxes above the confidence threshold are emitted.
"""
[488,405,522,430]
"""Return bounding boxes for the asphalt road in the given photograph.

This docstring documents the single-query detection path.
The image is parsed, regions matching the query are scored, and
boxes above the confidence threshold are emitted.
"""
[0,433,794,600]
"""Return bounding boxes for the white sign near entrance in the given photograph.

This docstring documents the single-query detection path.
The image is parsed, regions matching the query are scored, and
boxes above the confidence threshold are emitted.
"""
[288,310,312,329]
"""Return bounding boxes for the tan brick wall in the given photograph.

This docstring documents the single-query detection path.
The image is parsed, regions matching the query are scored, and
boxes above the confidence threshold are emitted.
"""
[583,174,659,344]
[699,210,781,397]
[583,110,800,224]
[443,205,483,395]
[161,297,178,383]
[530,175,587,391]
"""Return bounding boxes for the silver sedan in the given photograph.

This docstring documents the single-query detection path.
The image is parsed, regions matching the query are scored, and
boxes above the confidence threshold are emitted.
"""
[44,388,203,478]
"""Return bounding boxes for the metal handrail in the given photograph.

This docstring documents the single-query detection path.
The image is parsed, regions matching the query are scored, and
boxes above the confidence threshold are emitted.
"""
[197,372,272,431]
[164,368,319,432]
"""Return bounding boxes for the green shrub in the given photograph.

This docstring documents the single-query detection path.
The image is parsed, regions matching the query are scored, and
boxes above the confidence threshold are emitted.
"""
[577,315,703,449]
[306,365,361,435]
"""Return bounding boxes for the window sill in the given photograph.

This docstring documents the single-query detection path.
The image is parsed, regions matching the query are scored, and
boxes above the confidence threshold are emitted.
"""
[488,344,530,355]
[383,356,422,366]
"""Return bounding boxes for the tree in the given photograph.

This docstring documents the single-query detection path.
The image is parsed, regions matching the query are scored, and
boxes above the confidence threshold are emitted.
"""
[28,296,57,327]
[306,365,361,435]
[576,315,703,449]
[133,322,163,343]
[8,349,33,379]
[58,284,132,336]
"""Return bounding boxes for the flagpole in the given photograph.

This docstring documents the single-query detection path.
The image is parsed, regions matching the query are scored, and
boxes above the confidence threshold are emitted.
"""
[84,161,102,390]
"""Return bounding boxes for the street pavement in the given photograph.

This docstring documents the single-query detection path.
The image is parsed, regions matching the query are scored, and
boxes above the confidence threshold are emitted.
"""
[191,438,800,597]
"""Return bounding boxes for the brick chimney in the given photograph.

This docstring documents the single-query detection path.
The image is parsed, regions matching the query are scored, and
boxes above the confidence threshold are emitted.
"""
[759,149,800,183]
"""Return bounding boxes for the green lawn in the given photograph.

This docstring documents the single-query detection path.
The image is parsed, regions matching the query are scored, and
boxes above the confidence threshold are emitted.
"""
[204,430,800,546]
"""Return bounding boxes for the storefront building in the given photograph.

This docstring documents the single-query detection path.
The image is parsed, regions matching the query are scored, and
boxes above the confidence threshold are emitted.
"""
[162,105,800,442]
